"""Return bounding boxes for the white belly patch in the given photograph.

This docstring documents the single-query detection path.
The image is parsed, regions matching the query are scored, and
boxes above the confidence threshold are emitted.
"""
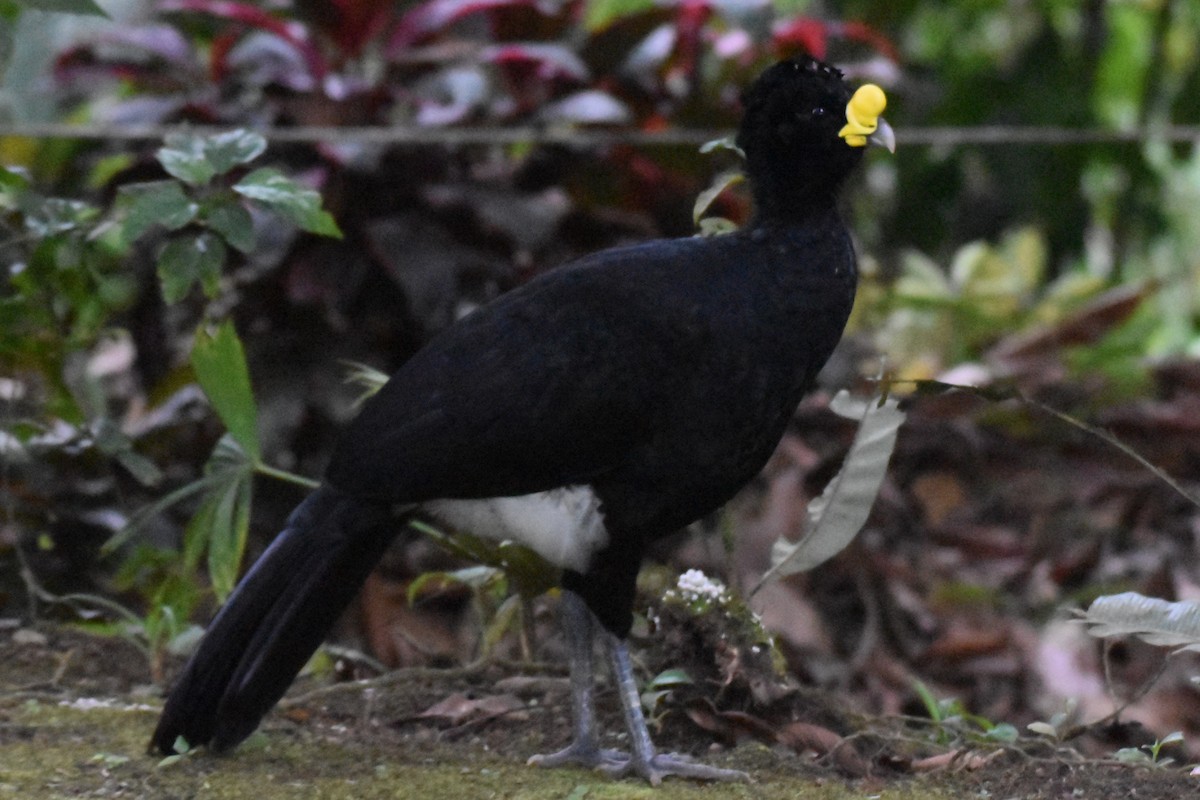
[421,486,608,573]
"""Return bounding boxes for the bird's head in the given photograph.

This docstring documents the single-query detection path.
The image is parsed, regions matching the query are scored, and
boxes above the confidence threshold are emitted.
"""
[736,56,893,220]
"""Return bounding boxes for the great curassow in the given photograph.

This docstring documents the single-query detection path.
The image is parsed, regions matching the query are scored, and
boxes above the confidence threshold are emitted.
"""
[151,56,894,784]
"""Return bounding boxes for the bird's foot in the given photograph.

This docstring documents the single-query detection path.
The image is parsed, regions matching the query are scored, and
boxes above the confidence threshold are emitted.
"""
[527,742,628,771]
[598,752,750,786]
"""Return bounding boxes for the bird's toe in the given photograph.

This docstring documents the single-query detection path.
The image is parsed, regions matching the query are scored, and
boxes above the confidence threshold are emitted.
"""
[611,752,751,785]
[528,743,628,771]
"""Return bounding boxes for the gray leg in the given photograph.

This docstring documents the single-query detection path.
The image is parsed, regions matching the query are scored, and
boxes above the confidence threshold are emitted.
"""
[602,634,749,785]
[529,590,748,784]
[527,591,626,770]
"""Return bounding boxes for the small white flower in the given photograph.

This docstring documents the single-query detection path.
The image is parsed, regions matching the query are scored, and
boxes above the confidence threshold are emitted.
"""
[676,569,727,602]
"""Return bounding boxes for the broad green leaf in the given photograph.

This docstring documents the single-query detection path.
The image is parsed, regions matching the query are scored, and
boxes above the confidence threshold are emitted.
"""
[121,181,199,244]
[204,201,256,253]
[13,0,107,15]
[202,130,267,176]
[233,168,342,238]
[157,132,216,186]
[190,322,260,463]
[157,232,226,302]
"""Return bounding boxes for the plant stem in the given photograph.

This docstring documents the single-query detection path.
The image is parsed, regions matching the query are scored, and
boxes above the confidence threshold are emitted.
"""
[255,461,320,489]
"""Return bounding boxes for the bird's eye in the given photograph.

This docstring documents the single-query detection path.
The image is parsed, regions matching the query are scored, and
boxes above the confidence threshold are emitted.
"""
[810,107,827,119]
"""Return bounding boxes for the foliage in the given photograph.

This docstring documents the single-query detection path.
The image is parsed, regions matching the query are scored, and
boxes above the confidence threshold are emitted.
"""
[407,518,558,660]
[911,679,1019,746]
[1115,731,1185,767]
[2,128,340,670]
[4,0,1200,740]
[1079,592,1200,654]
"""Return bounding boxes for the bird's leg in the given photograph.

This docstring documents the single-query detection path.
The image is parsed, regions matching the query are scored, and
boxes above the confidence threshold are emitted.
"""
[527,590,627,770]
[602,634,750,785]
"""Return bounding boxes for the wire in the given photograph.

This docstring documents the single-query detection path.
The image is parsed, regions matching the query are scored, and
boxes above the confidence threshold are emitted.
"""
[1,121,1199,148]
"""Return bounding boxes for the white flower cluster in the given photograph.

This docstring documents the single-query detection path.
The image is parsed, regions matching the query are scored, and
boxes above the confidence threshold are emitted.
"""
[675,569,729,604]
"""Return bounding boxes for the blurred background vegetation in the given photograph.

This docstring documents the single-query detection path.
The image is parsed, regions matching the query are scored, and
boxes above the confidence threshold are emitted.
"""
[3,0,1200,729]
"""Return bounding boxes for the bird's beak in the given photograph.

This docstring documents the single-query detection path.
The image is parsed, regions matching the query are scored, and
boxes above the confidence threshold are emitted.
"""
[868,118,896,153]
[838,84,894,152]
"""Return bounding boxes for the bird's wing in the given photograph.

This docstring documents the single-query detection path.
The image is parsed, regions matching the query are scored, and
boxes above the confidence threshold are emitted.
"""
[325,236,726,502]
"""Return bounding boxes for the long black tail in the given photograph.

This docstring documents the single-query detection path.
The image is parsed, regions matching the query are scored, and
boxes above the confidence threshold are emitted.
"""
[151,486,396,754]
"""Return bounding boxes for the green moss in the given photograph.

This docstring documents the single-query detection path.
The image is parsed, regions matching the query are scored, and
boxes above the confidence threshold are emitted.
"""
[0,695,964,800]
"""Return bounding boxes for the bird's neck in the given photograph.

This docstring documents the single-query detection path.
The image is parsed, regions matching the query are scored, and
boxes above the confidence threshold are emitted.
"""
[747,195,842,232]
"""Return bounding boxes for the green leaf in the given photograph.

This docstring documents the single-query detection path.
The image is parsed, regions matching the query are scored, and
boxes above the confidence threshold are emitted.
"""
[86,153,134,190]
[479,593,522,658]
[157,232,226,302]
[203,129,267,175]
[182,436,254,600]
[984,723,1019,743]
[24,197,97,237]
[205,460,252,601]
[92,417,163,487]
[496,540,558,599]
[14,0,107,16]
[0,164,29,193]
[121,181,199,244]
[190,322,260,463]
[157,132,217,187]
[646,668,693,691]
[204,201,256,253]
[233,168,342,238]
[102,472,224,555]
[583,0,655,31]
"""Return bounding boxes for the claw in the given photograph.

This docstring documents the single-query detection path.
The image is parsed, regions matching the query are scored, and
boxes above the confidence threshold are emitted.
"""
[600,752,750,785]
[528,742,628,771]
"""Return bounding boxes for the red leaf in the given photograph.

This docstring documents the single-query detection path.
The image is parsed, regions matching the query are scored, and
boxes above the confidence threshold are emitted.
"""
[387,0,558,53]
[161,0,329,80]
[314,0,394,58]
[772,18,828,60]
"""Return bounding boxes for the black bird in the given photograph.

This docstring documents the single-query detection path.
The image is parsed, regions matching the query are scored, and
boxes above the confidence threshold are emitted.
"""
[151,56,893,784]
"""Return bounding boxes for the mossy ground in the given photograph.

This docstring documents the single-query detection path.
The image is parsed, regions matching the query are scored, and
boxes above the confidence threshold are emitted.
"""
[1,626,1196,799]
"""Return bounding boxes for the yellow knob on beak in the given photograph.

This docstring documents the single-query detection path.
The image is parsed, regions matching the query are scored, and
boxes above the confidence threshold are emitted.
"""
[839,84,895,153]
